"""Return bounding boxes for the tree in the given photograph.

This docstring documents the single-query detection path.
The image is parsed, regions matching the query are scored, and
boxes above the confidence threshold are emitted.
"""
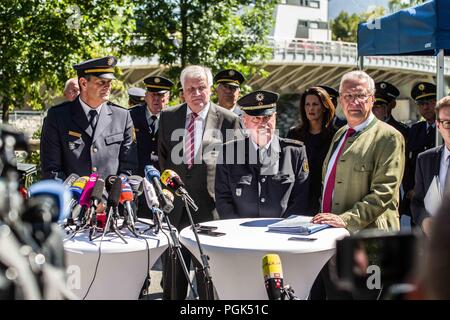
[331,6,385,43]
[388,0,426,12]
[130,0,277,83]
[0,0,136,122]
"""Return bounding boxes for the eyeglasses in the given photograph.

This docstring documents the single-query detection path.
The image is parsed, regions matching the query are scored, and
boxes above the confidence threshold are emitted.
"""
[248,114,275,125]
[438,120,450,129]
[340,92,372,103]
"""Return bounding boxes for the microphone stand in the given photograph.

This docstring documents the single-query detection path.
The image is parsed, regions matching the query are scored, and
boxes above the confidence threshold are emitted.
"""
[119,203,139,238]
[102,206,127,244]
[182,196,214,300]
[158,208,199,300]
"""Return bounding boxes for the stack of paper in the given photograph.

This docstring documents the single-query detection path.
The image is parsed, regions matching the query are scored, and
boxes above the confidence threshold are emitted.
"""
[267,215,331,235]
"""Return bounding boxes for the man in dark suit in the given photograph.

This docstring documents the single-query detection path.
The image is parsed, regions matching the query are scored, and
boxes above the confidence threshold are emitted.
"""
[158,65,241,299]
[130,76,174,175]
[318,85,347,130]
[373,81,409,140]
[215,90,309,219]
[411,96,450,236]
[214,69,245,116]
[41,56,137,180]
[403,82,437,220]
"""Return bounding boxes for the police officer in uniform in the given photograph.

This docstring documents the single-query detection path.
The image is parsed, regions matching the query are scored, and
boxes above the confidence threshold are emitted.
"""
[127,87,146,107]
[40,56,137,180]
[373,81,409,139]
[403,82,437,219]
[129,76,174,176]
[214,69,245,116]
[318,85,347,130]
[215,90,310,218]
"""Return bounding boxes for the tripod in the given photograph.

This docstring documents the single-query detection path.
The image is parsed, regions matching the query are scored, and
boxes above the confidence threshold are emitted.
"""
[182,195,214,300]
[102,206,127,244]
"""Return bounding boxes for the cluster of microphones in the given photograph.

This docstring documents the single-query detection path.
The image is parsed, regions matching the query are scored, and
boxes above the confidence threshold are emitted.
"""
[27,165,196,242]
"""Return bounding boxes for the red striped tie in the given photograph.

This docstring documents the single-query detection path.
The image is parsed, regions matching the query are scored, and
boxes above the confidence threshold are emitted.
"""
[185,112,198,169]
[322,128,355,213]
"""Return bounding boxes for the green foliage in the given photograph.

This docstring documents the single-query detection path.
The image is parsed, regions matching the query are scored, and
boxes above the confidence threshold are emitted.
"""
[0,0,136,120]
[388,0,426,12]
[131,0,277,84]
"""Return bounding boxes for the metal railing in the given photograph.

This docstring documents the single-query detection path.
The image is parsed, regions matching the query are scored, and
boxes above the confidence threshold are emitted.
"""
[268,37,450,75]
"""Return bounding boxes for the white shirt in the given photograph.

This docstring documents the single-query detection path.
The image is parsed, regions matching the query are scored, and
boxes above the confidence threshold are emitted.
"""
[439,146,450,194]
[185,103,210,158]
[145,107,159,132]
[322,113,375,210]
[79,97,104,118]
[250,136,274,163]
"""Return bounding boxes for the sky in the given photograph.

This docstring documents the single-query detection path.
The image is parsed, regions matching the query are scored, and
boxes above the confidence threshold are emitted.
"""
[328,0,391,19]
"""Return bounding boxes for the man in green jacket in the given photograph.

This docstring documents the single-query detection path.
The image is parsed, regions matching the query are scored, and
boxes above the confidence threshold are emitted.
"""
[312,70,405,299]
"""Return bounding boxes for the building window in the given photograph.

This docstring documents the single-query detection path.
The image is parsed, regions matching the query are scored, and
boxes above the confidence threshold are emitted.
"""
[283,0,321,8]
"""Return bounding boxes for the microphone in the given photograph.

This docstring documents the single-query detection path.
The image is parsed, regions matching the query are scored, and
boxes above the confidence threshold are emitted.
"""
[120,182,136,227]
[106,176,122,214]
[66,176,89,218]
[27,180,72,223]
[160,169,198,211]
[86,178,105,226]
[128,175,144,198]
[162,189,174,203]
[143,178,159,209]
[63,173,79,187]
[262,254,284,300]
[145,165,174,214]
[76,173,98,228]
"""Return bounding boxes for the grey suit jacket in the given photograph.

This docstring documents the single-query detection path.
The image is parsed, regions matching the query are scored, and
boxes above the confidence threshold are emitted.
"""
[41,97,137,180]
[411,145,443,227]
[158,102,241,228]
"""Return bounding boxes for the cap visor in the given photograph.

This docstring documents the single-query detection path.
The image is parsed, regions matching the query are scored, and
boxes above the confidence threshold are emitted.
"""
[221,82,240,87]
[243,107,276,116]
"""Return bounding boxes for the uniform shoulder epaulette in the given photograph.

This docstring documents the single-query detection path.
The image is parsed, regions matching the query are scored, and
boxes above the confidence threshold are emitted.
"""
[107,101,126,109]
[282,138,304,146]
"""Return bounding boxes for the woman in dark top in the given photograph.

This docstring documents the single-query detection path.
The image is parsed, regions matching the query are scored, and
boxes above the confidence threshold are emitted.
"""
[286,86,336,215]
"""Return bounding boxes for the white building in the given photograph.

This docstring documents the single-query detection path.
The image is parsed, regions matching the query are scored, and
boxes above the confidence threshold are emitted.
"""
[272,0,331,41]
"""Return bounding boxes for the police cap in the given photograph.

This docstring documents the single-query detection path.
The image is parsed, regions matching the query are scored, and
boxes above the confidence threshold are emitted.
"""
[73,56,117,79]
[214,69,245,87]
[238,90,279,116]
[144,76,174,93]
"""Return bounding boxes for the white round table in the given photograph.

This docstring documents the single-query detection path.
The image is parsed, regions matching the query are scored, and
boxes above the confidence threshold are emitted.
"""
[179,218,349,300]
[63,219,169,300]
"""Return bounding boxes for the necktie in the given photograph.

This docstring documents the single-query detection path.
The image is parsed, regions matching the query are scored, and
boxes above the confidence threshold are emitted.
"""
[322,128,356,213]
[185,112,198,169]
[149,115,158,134]
[88,109,98,132]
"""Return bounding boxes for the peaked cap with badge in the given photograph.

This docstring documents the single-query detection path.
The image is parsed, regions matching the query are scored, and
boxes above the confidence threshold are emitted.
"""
[375,81,400,106]
[214,69,245,87]
[73,56,117,79]
[238,90,279,116]
[411,82,436,102]
[144,76,174,93]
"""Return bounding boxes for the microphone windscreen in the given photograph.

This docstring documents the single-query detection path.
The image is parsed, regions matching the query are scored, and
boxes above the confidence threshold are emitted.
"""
[143,178,159,208]
[105,175,118,192]
[69,176,89,199]
[145,165,160,181]
[262,254,284,300]
[90,178,105,203]
[63,173,80,187]
[120,182,134,203]
[79,174,98,207]
[107,178,122,208]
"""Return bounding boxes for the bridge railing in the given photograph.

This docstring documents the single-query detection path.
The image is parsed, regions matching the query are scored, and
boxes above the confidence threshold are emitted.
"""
[268,37,450,74]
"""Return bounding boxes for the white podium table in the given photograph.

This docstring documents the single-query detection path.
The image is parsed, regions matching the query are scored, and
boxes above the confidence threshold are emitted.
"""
[64,219,169,300]
[179,218,349,300]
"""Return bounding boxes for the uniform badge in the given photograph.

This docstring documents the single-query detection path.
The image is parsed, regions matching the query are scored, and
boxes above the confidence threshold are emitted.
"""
[236,188,242,197]
[256,92,264,102]
[107,57,114,66]
[68,142,76,150]
[418,84,425,91]
[229,70,235,76]
[68,131,81,138]
[380,83,386,89]
[302,159,309,173]
[154,77,160,83]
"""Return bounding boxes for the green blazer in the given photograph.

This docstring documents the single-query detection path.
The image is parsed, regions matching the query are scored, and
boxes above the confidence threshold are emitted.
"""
[322,117,405,233]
